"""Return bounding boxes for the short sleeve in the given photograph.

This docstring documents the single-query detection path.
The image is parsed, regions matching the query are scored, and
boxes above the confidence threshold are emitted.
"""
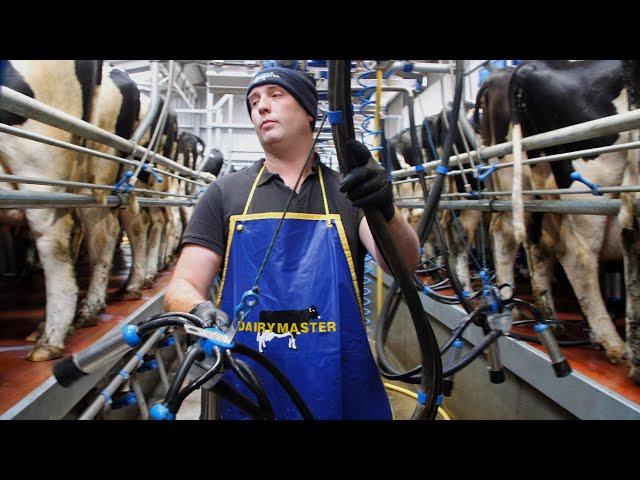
[181,181,226,256]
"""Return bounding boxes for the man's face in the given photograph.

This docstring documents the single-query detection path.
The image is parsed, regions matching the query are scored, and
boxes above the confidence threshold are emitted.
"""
[248,84,313,147]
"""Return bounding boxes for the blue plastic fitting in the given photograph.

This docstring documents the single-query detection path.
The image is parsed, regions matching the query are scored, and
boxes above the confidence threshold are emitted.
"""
[534,323,550,333]
[478,164,498,183]
[415,164,425,172]
[417,390,428,405]
[122,324,141,347]
[100,389,112,406]
[118,369,130,380]
[570,171,602,196]
[200,329,235,355]
[137,359,158,373]
[453,339,464,349]
[112,391,137,409]
[150,167,163,184]
[436,165,449,176]
[113,171,134,193]
[436,394,444,406]
[402,62,414,73]
[326,110,343,125]
[422,285,432,295]
[242,289,259,308]
[149,403,175,420]
[158,336,176,348]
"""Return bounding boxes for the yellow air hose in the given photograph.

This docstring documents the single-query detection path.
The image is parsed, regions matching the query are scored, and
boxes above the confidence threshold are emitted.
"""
[384,382,452,420]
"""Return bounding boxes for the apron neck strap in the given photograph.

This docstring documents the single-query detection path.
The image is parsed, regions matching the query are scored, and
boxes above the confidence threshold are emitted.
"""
[242,161,331,216]
[242,164,266,215]
[317,166,330,216]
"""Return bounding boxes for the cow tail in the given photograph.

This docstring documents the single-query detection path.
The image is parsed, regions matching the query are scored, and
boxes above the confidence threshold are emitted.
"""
[195,136,206,171]
[508,65,527,246]
[473,81,489,132]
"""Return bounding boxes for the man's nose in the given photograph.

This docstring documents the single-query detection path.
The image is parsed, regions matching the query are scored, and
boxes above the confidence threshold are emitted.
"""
[258,97,271,115]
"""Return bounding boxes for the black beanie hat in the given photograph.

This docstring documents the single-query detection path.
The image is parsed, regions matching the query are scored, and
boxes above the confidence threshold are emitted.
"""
[246,67,318,130]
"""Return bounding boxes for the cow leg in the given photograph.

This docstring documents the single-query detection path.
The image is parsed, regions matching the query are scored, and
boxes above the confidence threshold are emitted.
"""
[619,133,640,382]
[521,238,556,321]
[69,217,85,265]
[490,212,518,290]
[117,206,150,300]
[556,232,627,364]
[621,226,640,382]
[453,210,482,292]
[144,207,164,288]
[25,208,78,361]
[74,208,120,327]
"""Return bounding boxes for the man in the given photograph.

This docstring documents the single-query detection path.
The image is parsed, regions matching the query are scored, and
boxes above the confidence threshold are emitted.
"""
[165,67,420,419]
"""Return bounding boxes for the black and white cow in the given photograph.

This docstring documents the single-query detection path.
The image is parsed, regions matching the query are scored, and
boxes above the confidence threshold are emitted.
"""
[0,60,102,361]
[257,306,321,352]
[500,60,639,377]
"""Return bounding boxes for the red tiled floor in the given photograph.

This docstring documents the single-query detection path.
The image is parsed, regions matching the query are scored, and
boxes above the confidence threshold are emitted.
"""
[0,245,176,415]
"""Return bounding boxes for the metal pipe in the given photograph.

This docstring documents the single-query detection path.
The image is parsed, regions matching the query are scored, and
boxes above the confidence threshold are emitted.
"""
[389,61,452,75]
[0,122,207,188]
[394,139,640,186]
[0,85,205,180]
[0,174,196,199]
[441,185,640,198]
[0,190,195,209]
[391,109,640,180]
[130,61,176,186]
[78,328,165,420]
[396,198,640,216]
[130,61,161,145]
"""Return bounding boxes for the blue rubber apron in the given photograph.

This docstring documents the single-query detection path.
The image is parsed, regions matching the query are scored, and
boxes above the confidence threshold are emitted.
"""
[216,164,392,420]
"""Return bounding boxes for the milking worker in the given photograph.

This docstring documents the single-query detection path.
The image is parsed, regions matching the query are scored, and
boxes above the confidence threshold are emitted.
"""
[165,66,420,419]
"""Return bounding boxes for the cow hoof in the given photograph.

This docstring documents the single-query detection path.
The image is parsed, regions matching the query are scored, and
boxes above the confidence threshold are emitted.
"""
[604,348,629,366]
[117,289,142,300]
[26,344,64,362]
[142,278,155,289]
[630,365,640,385]
[25,322,45,342]
[75,314,98,328]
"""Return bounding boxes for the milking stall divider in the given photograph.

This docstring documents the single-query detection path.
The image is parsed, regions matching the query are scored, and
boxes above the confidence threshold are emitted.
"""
[0,60,639,419]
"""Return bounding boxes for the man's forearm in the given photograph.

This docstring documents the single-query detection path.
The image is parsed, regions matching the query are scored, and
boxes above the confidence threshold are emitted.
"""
[373,207,420,274]
[164,278,208,313]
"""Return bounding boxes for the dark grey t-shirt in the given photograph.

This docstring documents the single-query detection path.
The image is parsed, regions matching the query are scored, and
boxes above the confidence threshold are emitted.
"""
[181,157,367,293]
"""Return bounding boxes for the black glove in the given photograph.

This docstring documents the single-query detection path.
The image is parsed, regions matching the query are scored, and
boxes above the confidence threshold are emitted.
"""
[339,139,395,222]
[189,300,230,330]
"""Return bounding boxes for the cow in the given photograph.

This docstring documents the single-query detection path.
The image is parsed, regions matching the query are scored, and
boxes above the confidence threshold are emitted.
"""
[420,101,484,291]
[472,66,561,325]
[203,148,224,176]
[173,132,209,234]
[387,126,426,230]
[491,60,639,377]
[257,306,321,352]
[0,60,102,361]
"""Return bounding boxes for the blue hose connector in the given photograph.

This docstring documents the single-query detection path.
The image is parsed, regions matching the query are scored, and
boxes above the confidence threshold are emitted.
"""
[149,403,175,420]
[122,324,141,347]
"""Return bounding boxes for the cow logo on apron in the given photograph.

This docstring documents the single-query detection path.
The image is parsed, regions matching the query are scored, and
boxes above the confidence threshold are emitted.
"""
[216,162,392,420]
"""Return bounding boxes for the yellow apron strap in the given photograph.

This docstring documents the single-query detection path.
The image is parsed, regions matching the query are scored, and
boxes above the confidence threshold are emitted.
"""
[242,164,266,215]
[317,166,332,226]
